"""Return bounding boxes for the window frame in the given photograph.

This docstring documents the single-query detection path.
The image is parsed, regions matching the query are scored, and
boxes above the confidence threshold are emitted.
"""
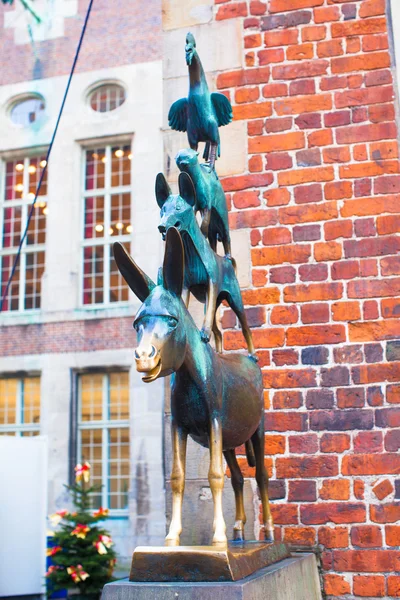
[75,370,130,517]
[80,141,133,309]
[0,153,47,314]
[0,374,41,436]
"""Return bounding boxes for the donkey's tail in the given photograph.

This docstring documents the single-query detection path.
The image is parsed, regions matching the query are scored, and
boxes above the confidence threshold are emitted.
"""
[245,439,256,468]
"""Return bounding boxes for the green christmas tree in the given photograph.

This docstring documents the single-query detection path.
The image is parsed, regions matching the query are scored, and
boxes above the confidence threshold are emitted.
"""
[46,462,117,599]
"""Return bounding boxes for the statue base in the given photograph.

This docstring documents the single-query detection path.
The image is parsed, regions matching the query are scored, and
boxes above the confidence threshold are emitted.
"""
[129,541,290,582]
[102,553,322,600]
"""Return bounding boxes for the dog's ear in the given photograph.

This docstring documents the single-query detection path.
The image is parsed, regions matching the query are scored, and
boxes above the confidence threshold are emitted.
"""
[178,172,196,207]
[155,173,172,208]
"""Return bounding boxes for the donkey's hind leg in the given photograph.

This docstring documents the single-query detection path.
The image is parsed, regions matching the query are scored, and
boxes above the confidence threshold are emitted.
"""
[251,418,274,542]
[224,449,246,541]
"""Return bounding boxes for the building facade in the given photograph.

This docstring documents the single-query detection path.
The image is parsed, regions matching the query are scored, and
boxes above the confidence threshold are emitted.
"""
[0,0,165,561]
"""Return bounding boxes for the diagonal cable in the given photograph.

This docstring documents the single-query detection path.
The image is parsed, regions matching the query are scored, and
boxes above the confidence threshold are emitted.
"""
[0,0,94,312]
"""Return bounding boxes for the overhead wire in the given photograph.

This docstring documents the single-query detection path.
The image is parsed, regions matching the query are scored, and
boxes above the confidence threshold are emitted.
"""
[0,0,94,312]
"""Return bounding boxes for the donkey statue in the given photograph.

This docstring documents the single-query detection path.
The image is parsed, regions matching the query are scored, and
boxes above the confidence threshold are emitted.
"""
[156,171,256,359]
[113,228,274,545]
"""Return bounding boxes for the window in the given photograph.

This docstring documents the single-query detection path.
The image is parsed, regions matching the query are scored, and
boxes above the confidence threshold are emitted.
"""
[82,144,132,305]
[77,372,130,513]
[10,95,46,127]
[0,376,41,436]
[89,84,126,113]
[0,155,47,311]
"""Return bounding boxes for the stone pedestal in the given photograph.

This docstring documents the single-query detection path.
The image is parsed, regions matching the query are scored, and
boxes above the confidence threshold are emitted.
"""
[102,553,322,600]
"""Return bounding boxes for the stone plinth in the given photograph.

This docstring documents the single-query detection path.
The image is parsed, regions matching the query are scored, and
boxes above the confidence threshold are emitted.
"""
[102,553,322,600]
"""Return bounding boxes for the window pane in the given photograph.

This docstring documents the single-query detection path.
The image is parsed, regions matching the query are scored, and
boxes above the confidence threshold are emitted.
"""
[111,145,131,187]
[110,193,131,236]
[108,373,129,420]
[10,97,45,127]
[27,203,47,246]
[1,254,20,311]
[2,205,22,248]
[23,377,40,425]
[80,428,102,508]
[83,246,104,305]
[28,156,47,197]
[24,251,45,310]
[90,85,125,113]
[108,427,129,510]
[0,379,18,425]
[85,149,105,190]
[5,159,24,201]
[84,196,105,239]
[80,374,103,422]
[109,242,129,303]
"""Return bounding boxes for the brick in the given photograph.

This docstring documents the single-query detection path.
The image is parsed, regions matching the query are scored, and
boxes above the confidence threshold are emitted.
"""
[355,218,376,238]
[280,201,338,224]
[388,575,400,597]
[223,173,273,192]
[360,259,378,277]
[332,17,387,38]
[349,320,400,343]
[233,102,272,120]
[324,573,350,596]
[224,328,284,350]
[354,431,383,454]
[366,69,393,87]
[287,325,345,346]
[269,0,323,12]
[271,305,298,325]
[334,549,400,572]
[373,479,394,501]
[261,10,312,30]
[342,454,400,476]
[314,5,340,22]
[241,288,281,305]
[336,122,397,144]
[386,525,400,547]
[325,110,350,127]
[337,387,365,408]
[314,241,341,261]
[355,178,372,197]
[230,208,278,229]
[216,2,248,20]
[272,60,328,80]
[296,149,321,168]
[284,282,343,302]
[354,480,365,500]
[321,366,350,387]
[289,79,316,96]
[371,503,400,524]
[382,298,400,318]
[269,480,286,501]
[320,479,350,501]
[262,226,291,246]
[324,220,353,240]
[331,262,360,280]
[275,94,331,116]
[263,369,316,390]
[250,1,267,16]
[301,303,330,324]
[264,434,285,455]
[332,301,361,322]
[272,349,298,366]
[258,48,285,66]
[283,527,315,546]
[340,159,399,179]
[345,236,400,259]
[302,346,329,365]
[232,191,260,209]
[252,244,311,266]
[263,188,290,206]
[310,410,373,431]
[317,39,343,58]
[248,120,264,136]
[370,102,395,123]
[301,502,366,525]
[359,0,386,17]
[249,131,305,154]
[320,433,350,453]
[265,152,292,170]
[323,147,350,164]
[353,575,385,597]
[367,386,384,407]
[270,503,298,525]
[306,389,334,409]
[334,345,363,364]
[375,175,400,195]
[302,25,326,42]
[351,525,383,548]
[289,481,317,505]
[264,30,299,48]
[248,155,263,173]
[299,263,327,281]
[244,34,262,49]
[335,85,394,109]
[294,184,322,204]
[388,384,400,402]
[377,214,400,235]
[348,278,400,299]
[235,87,260,104]
[376,407,400,427]
[276,456,338,479]
[286,43,314,61]
[273,390,303,410]
[278,166,334,186]
[270,266,296,284]
[332,51,390,74]
[324,181,353,200]
[288,434,318,455]
[364,342,383,363]
[265,412,308,433]
[262,85,288,100]
[294,225,321,243]
[363,33,389,53]
[217,67,272,89]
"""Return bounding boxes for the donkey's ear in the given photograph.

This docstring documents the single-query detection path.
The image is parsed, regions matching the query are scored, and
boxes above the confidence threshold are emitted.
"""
[178,172,196,207]
[155,173,172,208]
[113,242,155,302]
[163,227,184,297]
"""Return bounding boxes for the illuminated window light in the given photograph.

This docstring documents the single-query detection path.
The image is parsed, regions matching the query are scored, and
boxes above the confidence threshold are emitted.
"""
[95,224,104,233]
[101,156,107,163]
[27,192,36,200]
[126,224,133,233]
[115,222,123,230]
[15,163,24,172]
[15,184,23,192]
[40,160,47,168]
[28,165,36,174]
[128,153,132,160]
[109,227,114,235]
[115,149,124,158]
[42,207,49,215]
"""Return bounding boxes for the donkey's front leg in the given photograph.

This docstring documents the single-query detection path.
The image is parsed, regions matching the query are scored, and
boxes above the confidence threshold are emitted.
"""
[165,420,187,546]
[201,281,217,343]
[209,417,227,546]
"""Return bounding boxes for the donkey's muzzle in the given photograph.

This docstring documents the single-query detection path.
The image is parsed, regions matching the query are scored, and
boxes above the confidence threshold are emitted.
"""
[134,345,162,382]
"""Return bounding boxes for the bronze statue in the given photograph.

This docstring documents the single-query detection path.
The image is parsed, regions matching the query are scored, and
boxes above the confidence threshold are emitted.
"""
[113,229,274,545]
[175,148,231,257]
[168,32,233,169]
[155,172,255,358]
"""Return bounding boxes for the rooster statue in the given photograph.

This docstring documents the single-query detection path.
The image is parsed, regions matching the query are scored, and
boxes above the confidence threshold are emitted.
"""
[168,32,233,169]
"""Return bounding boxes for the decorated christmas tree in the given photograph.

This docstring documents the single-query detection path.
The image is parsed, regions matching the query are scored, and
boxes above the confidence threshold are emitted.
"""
[46,462,116,599]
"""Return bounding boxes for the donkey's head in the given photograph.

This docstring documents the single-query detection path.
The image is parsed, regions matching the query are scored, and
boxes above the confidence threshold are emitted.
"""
[156,172,197,240]
[113,228,187,383]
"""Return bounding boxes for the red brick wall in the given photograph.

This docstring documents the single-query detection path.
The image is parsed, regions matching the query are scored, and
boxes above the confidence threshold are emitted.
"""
[0,0,161,85]
[0,317,136,355]
[217,0,400,597]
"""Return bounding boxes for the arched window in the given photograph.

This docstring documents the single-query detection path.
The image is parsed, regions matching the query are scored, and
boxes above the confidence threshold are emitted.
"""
[10,95,45,127]
[89,84,126,113]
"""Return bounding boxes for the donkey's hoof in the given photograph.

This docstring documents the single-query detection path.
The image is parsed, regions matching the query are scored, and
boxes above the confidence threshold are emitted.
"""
[165,536,180,547]
[233,529,245,542]
[201,328,211,343]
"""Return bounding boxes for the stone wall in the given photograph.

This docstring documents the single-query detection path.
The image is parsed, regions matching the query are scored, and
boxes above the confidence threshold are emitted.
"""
[162,0,400,597]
